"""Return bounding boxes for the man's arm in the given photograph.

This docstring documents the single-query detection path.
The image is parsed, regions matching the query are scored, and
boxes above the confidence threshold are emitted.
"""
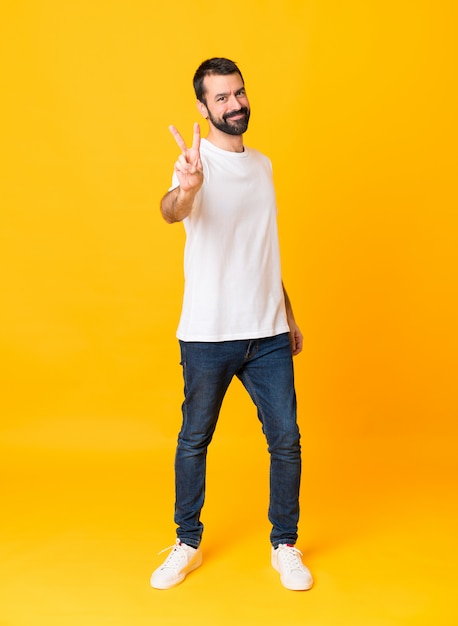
[160,123,203,224]
[283,283,303,356]
[160,186,199,224]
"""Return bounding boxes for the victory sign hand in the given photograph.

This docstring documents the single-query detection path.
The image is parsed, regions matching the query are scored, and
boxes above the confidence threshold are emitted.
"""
[169,123,203,193]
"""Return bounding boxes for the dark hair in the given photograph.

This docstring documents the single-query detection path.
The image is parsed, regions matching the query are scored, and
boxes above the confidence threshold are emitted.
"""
[193,57,244,103]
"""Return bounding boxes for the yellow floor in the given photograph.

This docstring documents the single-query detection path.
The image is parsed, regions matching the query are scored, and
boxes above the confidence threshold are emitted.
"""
[2,397,457,626]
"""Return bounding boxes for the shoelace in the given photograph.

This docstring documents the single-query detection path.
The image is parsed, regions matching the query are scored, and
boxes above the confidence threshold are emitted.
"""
[157,543,188,571]
[278,545,305,571]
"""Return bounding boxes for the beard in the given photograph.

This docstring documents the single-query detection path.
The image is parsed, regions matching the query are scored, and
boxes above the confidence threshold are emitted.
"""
[207,106,250,136]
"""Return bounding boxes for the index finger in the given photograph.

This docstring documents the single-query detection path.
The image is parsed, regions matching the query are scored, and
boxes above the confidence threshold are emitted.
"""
[191,122,201,152]
[168,125,188,153]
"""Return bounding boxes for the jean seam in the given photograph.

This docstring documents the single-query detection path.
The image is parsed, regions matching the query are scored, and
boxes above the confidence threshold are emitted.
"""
[241,369,266,426]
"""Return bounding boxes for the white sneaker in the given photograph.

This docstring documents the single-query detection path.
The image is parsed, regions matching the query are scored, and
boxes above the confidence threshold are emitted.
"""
[272,544,313,590]
[150,539,202,589]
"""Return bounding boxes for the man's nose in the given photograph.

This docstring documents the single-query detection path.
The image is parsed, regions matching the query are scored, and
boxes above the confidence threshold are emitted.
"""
[228,94,242,110]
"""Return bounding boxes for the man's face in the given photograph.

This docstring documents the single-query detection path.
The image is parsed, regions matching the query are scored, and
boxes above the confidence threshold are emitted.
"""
[201,73,250,136]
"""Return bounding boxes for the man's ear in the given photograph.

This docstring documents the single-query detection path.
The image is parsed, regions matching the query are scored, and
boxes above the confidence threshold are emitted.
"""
[196,99,208,119]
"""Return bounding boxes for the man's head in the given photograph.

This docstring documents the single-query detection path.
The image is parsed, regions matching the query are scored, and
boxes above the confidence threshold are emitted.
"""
[193,57,250,136]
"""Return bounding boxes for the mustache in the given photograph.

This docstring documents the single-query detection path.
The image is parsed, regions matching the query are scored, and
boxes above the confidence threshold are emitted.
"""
[223,107,249,121]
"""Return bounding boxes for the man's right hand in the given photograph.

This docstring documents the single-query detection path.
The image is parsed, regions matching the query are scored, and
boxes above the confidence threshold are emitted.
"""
[169,123,203,193]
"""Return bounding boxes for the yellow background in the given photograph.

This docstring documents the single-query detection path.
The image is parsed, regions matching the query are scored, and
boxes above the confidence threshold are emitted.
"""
[1,1,457,624]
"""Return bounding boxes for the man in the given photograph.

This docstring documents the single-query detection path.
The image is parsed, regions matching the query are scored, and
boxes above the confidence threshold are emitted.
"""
[150,58,313,591]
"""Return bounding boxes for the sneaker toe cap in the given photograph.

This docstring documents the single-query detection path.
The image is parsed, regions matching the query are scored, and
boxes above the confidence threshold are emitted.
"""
[283,568,314,591]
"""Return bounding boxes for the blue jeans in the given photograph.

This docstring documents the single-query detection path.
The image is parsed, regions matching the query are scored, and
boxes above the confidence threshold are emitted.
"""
[174,332,301,548]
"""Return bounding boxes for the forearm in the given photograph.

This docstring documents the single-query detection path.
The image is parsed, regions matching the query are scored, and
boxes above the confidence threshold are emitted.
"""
[282,282,303,356]
[160,186,198,224]
[282,283,296,322]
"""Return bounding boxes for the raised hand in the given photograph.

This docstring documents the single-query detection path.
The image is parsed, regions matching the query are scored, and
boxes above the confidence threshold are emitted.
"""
[169,123,203,193]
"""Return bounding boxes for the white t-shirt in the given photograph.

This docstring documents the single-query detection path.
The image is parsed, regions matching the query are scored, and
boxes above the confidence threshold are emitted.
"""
[173,138,289,342]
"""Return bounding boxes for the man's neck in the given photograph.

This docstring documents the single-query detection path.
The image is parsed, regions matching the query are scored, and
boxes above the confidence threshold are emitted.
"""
[205,127,245,153]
